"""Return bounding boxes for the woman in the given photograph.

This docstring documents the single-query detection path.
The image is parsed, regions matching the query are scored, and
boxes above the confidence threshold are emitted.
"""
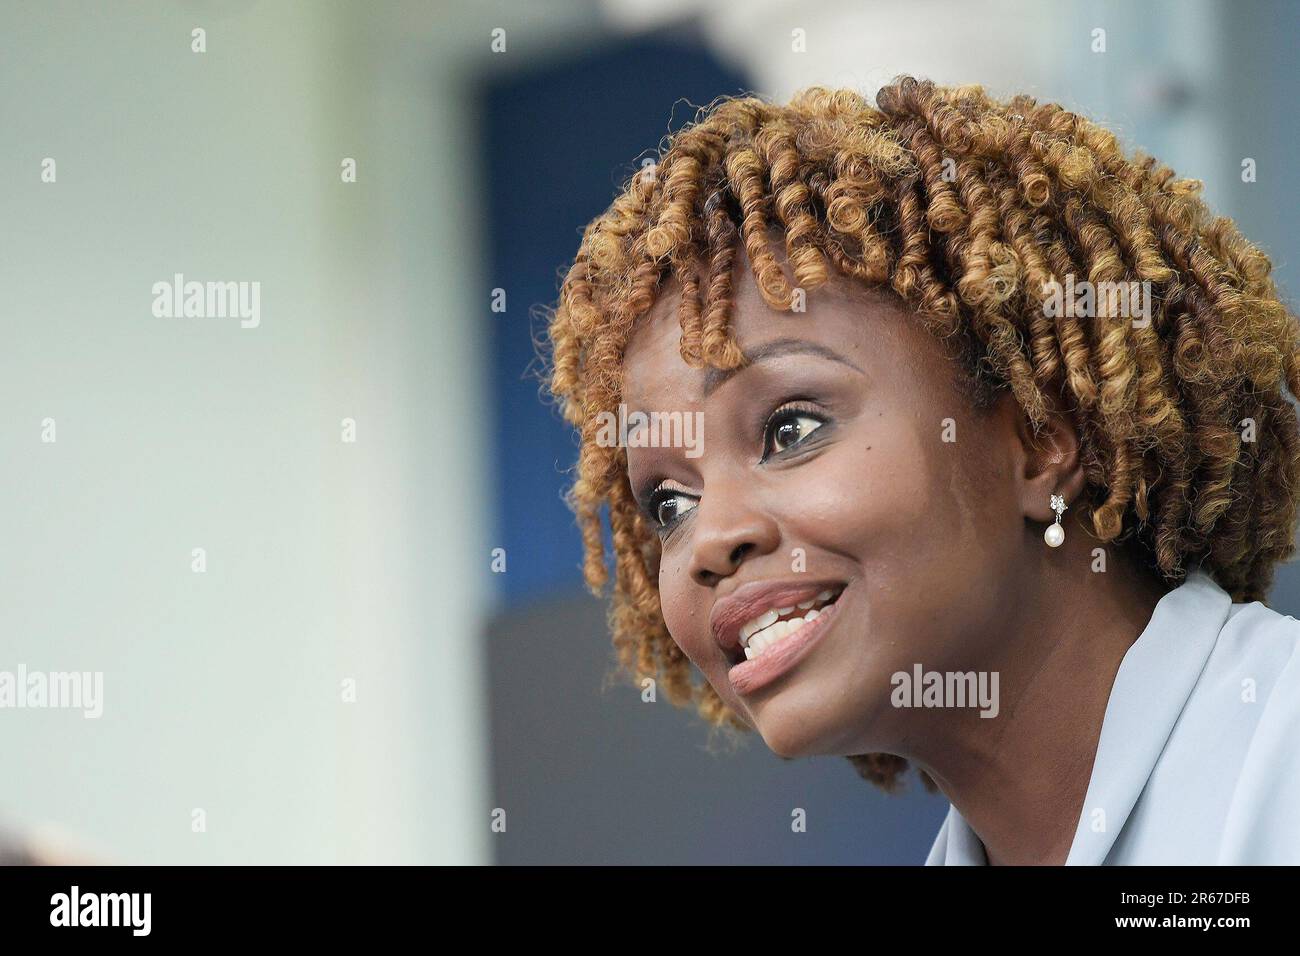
[542,77,1300,865]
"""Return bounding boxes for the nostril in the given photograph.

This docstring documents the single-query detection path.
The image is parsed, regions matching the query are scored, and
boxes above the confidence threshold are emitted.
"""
[728,542,754,565]
[691,539,759,586]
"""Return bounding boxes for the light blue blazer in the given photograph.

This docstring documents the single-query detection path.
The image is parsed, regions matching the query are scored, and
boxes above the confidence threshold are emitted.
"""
[926,569,1300,865]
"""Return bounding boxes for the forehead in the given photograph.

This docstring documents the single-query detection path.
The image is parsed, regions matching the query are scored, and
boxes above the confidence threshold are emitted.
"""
[622,253,934,409]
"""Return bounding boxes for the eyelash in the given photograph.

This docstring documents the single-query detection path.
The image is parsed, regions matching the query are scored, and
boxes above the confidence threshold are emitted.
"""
[760,399,829,461]
[642,398,830,534]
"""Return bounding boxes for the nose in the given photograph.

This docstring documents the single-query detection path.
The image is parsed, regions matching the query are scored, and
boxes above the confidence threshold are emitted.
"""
[686,484,781,586]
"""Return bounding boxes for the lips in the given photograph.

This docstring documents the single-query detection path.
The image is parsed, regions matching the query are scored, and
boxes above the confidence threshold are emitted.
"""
[710,578,847,666]
[727,593,844,696]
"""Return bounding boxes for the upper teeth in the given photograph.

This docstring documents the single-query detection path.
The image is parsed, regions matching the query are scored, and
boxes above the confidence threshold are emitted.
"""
[738,589,838,659]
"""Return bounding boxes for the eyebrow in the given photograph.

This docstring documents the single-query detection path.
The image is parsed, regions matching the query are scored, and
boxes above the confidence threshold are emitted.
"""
[701,337,865,397]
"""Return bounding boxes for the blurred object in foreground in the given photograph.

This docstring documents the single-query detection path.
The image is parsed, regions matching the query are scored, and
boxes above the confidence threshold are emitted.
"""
[0,819,109,866]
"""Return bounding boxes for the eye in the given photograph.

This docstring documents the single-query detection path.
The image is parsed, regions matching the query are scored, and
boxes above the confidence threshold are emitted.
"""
[648,485,698,529]
[763,404,827,457]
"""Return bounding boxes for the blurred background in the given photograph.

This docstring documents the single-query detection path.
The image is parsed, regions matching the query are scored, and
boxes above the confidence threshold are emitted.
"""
[1,0,1296,864]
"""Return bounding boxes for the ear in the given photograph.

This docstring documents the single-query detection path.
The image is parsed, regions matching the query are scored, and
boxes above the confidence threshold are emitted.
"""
[1005,397,1085,524]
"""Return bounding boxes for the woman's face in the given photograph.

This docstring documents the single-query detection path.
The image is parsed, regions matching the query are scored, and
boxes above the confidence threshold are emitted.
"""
[621,251,1035,761]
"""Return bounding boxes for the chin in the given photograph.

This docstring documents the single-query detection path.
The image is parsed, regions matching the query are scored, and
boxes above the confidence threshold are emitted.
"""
[751,693,855,759]
[749,670,898,761]
[757,722,822,760]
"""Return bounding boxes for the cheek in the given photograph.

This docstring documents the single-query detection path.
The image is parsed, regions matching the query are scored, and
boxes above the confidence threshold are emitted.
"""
[656,554,716,671]
[781,418,935,561]
[810,413,1018,670]
[786,414,1008,591]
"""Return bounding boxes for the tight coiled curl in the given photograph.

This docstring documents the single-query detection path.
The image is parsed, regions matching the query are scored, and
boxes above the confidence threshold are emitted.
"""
[542,77,1300,793]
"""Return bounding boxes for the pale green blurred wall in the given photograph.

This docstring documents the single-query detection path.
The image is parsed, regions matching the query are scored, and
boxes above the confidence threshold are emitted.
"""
[0,0,590,863]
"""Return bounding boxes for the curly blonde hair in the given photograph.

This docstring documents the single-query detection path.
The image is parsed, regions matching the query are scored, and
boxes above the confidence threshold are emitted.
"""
[541,76,1300,792]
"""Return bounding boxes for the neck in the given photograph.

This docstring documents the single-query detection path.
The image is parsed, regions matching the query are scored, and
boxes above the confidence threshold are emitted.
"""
[910,552,1170,866]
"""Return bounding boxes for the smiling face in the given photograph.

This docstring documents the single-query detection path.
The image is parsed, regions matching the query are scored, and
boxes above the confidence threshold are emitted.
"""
[622,248,1038,761]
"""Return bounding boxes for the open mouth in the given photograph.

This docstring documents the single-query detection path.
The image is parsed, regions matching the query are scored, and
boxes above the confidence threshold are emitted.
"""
[727,586,845,667]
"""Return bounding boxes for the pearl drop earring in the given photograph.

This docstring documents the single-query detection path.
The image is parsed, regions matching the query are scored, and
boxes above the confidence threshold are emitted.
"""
[1045,494,1067,548]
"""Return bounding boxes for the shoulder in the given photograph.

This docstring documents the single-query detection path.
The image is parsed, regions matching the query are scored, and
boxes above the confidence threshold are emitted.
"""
[1194,591,1300,741]
[1210,596,1300,691]
[1197,594,1300,862]
[1167,572,1300,712]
